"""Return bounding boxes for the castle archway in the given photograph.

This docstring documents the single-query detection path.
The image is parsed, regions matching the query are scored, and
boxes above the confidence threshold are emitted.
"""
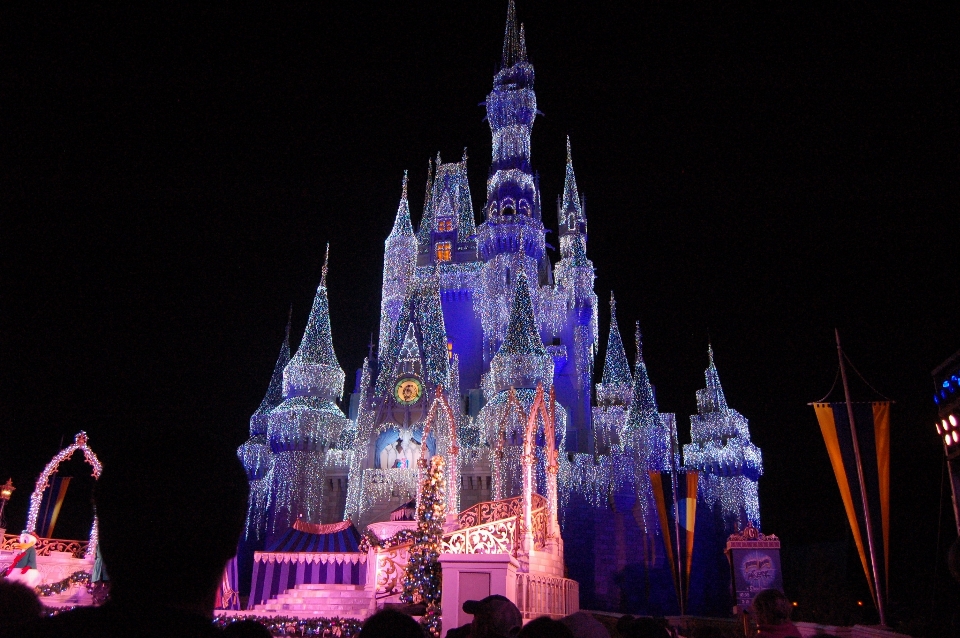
[26,432,102,558]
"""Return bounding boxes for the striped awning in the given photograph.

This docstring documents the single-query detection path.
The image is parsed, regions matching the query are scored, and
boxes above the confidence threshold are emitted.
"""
[266,520,362,553]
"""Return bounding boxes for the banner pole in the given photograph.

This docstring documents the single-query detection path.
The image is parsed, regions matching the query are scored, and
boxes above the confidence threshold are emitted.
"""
[668,426,685,615]
[836,329,886,626]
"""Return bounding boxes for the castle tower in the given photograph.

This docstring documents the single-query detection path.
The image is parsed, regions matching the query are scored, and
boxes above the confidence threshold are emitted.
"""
[266,247,350,533]
[380,172,417,359]
[343,276,453,527]
[416,154,485,394]
[557,136,587,261]
[238,312,290,540]
[592,293,633,453]
[683,345,762,533]
[552,138,597,452]
[478,269,561,499]
[623,322,678,533]
[417,152,478,270]
[476,1,547,362]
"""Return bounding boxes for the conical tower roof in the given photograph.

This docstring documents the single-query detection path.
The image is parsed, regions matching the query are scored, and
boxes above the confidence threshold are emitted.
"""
[416,156,437,245]
[388,171,414,239]
[697,344,728,413]
[600,293,631,386]
[375,277,450,396]
[500,269,545,356]
[283,245,346,400]
[250,311,292,435]
[560,136,583,224]
[488,269,552,392]
[626,321,659,423]
[501,0,527,69]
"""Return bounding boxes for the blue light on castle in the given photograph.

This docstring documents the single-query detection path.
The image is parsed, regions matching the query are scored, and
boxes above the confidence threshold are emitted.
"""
[237,1,762,615]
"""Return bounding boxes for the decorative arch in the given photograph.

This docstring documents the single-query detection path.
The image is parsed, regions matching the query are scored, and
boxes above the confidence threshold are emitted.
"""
[491,387,527,501]
[26,431,102,558]
[420,387,460,516]
[527,384,560,537]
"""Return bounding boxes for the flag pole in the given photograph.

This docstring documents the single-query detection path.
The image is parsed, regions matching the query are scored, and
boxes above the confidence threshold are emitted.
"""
[667,419,685,615]
[836,329,886,626]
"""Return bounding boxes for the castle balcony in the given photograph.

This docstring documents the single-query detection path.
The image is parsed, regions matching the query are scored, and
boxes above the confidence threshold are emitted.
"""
[476,216,545,262]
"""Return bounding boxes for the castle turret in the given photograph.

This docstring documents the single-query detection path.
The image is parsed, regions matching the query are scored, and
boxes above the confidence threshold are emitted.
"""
[596,293,632,407]
[478,268,563,499]
[485,269,553,395]
[558,136,587,260]
[266,247,350,532]
[380,172,417,358]
[683,345,762,532]
[238,313,290,539]
[416,157,435,248]
[417,152,479,270]
[622,322,678,532]
[551,137,597,452]
[592,293,633,454]
[553,138,595,301]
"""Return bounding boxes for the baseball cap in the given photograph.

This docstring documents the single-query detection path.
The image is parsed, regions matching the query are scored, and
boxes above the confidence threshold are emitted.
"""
[462,595,522,635]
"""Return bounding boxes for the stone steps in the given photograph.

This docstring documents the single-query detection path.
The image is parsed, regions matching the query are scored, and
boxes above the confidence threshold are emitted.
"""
[253,583,376,619]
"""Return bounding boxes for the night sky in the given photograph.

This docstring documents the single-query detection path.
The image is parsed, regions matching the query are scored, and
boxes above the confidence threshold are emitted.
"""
[3,1,958,624]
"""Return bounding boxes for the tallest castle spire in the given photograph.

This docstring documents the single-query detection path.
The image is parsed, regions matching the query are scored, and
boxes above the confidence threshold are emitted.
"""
[484,0,536,179]
[501,0,527,69]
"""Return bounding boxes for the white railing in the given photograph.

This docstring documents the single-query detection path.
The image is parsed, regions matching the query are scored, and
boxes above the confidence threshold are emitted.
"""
[442,516,519,555]
[515,573,579,619]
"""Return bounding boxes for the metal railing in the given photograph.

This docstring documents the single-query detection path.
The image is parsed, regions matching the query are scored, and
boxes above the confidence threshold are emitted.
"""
[0,534,88,559]
[457,493,547,528]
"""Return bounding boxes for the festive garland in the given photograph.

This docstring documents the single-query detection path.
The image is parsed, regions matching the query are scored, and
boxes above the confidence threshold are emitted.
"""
[36,570,92,597]
[357,529,416,553]
[214,614,362,637]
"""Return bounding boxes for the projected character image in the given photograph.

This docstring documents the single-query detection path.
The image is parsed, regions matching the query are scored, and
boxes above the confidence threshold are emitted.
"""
[376,426,436,469]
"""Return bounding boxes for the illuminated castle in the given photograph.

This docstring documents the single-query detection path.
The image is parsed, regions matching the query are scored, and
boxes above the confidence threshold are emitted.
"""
[237,1,762,615]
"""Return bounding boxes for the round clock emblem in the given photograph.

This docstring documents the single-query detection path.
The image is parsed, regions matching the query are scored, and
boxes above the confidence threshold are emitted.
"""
[394,378,423,405]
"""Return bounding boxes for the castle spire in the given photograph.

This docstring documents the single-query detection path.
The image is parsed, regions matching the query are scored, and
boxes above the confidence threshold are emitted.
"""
[320,243,330,288]
[388,171,414,239]
[629,321,658,414]
[699,342,728,413]
[249,312,293,435]
[600,292,632,386]
[500,269,545,357]
[416,157,436,245]
[488,269,553,391]
[519,23,527,62]
[501,0,525,69]
[560,136,583,228]
[283,249,345,400]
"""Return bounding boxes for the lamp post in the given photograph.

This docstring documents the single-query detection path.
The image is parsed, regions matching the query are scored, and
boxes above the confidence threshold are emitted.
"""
[0,478,14,534]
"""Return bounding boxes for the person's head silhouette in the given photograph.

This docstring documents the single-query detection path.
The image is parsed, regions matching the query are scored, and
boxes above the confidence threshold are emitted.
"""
[94,427,248,612]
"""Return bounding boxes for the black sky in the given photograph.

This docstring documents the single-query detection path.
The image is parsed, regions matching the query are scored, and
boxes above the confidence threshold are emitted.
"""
[3,1,959,622]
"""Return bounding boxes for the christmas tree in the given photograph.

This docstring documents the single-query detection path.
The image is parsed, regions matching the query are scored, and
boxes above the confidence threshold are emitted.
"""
[402,454,446,636]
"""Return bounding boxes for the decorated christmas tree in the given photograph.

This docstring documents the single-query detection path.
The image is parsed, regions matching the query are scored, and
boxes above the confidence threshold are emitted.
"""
[402,454,446,636]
